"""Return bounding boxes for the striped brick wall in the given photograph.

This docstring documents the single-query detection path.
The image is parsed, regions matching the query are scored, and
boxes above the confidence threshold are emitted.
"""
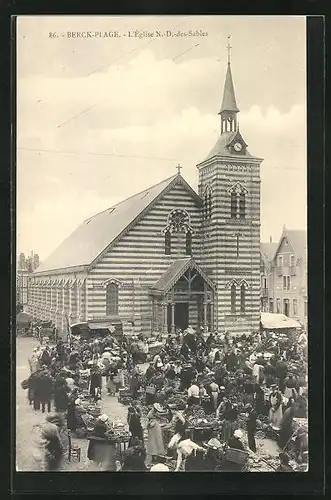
[87,180,201,335]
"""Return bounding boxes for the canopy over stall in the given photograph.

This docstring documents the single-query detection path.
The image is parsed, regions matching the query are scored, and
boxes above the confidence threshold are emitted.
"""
[70,321,117,338]
[260,312,302,330]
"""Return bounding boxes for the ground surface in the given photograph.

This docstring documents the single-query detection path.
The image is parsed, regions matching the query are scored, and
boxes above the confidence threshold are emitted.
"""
[16,337,280,472]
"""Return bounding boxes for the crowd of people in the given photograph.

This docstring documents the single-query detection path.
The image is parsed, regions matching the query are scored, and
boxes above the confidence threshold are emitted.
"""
[21,326,308,472]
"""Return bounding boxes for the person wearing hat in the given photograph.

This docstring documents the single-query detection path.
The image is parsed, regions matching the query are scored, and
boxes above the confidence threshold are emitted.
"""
[87,414,117,470]
[146,403,167,462]
[32,413,65,471]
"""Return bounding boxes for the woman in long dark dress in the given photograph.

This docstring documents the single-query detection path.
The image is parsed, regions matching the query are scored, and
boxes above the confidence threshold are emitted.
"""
[53,376,69,412]
[66,389,79,432]
[87,415,116,470]
[127,406,144,446]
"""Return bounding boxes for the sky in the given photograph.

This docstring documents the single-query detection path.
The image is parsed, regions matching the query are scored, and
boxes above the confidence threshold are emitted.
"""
[16,15,307,261]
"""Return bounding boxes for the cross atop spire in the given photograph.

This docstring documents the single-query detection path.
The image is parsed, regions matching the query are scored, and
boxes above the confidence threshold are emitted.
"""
[176,163,182,175]
[226,35,232,64]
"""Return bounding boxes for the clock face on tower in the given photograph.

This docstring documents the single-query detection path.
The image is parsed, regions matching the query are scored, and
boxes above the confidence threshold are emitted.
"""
[233,142,242,152]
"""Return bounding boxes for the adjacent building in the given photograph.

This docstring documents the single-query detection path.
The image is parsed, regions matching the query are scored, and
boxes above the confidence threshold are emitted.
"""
[260,227,307,329]
[16,251,40,309]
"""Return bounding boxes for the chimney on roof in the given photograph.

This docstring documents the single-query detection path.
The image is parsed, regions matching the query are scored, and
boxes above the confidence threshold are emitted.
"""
[270,236,272,243]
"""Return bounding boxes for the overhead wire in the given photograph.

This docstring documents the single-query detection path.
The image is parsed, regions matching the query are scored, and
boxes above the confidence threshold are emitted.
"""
[16,147,304,171]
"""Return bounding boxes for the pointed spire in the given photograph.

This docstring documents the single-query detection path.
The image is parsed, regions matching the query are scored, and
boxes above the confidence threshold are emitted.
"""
[219,62,239,114]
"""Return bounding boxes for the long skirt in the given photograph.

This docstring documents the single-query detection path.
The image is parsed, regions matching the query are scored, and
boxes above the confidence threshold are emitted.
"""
[269,405,283,430]
[147,423,165,456]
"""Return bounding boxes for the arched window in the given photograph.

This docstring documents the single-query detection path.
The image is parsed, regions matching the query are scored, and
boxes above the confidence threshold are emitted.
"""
[165,230,171,255]
[186,231,192,255]
[239,192,246,219]
[231,284,236,314]
[203,186,212,220]
[229,183,247,219]
[106,283,119,315]
[240,283,246,313]
[230,191,237,218]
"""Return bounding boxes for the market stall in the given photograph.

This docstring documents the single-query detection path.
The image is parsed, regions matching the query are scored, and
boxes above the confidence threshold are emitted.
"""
[260,313,302,333]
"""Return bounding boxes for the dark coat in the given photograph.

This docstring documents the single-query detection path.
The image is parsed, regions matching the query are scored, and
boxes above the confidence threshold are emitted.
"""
[128,413,143,442]
[90,371,102,393]
[36,373,53,399]
[246,409,257,434]
[53,379,69,411]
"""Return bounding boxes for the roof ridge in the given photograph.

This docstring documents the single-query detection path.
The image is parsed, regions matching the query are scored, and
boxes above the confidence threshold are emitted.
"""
[83,173,178,223]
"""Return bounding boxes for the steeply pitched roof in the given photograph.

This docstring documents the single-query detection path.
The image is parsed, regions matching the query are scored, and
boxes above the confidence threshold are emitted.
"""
[151,257,216,294]
[285,230,307,258]
[152,258,191,293]
[219,63,239,114]
[35,174,200,274]
[260,242,278,262]
[198,131,257,163]
[274,228,307,261]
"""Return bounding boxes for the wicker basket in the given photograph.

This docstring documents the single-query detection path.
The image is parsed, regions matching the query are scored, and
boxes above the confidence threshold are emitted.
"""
[224,448,249,465]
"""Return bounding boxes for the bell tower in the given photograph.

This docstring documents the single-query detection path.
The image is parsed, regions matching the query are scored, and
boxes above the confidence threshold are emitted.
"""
[197,38,263,336]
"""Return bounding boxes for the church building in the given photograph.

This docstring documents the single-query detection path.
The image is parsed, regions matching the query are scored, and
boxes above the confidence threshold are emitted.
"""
[29,50,263,337]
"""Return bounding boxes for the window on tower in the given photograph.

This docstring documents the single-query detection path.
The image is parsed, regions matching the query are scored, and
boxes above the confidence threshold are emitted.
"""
[229,183,247,219]
[230,191,237,218]
[165,230,171,255]
[240,283,246,313]
[230,284,236,314]
[239,192,246,219]
[203,185,212,220]
[186,231,192,255]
